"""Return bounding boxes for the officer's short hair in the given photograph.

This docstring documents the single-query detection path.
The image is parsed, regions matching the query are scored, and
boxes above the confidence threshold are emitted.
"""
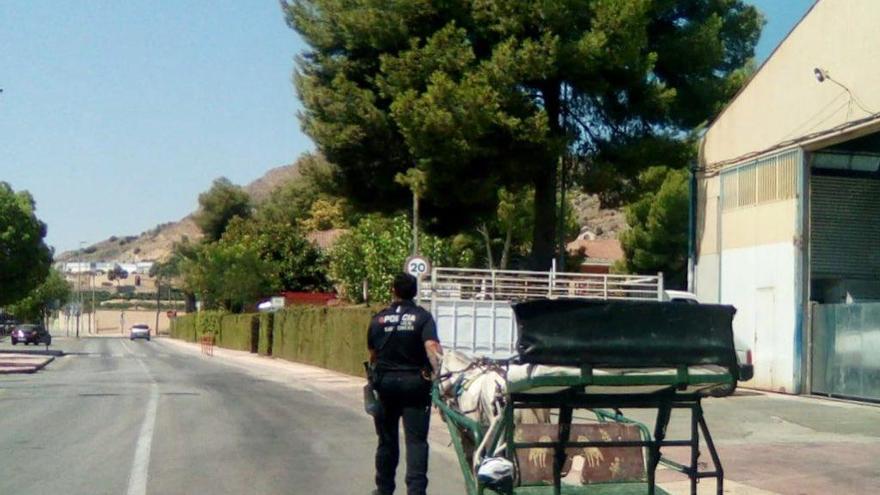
[393,273,418,300]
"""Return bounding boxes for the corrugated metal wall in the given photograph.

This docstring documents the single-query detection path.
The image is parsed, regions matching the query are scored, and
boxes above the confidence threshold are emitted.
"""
[811,175,880,279]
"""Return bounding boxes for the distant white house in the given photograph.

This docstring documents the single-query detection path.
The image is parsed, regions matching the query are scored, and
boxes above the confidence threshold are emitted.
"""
[57,260,154,275]
[59,262,94,274]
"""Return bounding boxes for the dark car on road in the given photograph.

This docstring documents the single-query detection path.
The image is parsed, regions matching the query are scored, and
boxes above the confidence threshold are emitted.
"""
[11,324,52,346]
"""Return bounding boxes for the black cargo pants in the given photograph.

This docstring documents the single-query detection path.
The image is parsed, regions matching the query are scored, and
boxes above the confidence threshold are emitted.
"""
[373,370,432,495]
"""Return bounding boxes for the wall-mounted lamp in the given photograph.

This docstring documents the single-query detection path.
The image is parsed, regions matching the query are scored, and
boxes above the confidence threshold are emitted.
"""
[812,66,874,115]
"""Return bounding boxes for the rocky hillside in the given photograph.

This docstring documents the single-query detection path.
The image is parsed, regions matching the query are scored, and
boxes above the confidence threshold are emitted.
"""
[56,164,300,263]
[569,191,626,240]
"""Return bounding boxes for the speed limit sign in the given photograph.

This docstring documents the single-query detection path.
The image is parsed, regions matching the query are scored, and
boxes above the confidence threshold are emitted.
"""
[404,256,431,279]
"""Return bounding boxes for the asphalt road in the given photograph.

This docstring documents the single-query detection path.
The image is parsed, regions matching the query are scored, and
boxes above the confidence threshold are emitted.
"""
[0,337,464,495]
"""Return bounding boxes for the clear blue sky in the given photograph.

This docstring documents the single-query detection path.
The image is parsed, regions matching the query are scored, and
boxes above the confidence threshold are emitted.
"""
[0,0,815,254]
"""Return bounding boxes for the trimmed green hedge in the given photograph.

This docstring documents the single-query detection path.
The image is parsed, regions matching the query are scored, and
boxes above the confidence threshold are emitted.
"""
[274,306,374,377]
[217,314,257,352]
[171,314,197,342]
[170,311,224,342]
[170,306,376,377]
[258,313,274,356]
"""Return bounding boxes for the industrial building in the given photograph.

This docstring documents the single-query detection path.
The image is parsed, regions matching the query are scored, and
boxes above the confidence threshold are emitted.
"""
[693,0,880,401]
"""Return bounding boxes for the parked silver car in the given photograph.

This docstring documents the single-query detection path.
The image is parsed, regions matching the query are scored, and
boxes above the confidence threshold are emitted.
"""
[129,324,151,341]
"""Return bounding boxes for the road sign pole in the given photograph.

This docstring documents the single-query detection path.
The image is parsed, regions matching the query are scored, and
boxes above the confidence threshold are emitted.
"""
[404,256,431,305]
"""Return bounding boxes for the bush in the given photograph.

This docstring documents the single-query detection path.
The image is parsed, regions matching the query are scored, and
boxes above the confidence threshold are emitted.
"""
[217,313,257,352]
[197,311,224,337]
[171,314,197,342]
[273,305,374,376]
[258,313,274,356]
[171,306,377,378]
[329,214,456,303]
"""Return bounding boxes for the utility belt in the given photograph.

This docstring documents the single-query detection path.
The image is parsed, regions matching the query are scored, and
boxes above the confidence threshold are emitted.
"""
[369,364,431,386]
[363,363,430,415]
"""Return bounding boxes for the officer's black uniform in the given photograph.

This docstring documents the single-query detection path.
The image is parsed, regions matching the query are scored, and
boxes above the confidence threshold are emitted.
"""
[367,299,438,495]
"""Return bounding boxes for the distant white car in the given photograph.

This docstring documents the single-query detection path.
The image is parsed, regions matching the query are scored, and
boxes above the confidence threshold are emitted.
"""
[663,290,754,382]
[130,324,151,341]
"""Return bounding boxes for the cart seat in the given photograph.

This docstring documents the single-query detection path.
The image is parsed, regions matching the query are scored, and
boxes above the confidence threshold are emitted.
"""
[507,364,734,396]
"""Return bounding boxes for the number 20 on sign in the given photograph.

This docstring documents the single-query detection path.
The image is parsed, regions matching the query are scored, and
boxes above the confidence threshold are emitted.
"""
[404,256,431,278]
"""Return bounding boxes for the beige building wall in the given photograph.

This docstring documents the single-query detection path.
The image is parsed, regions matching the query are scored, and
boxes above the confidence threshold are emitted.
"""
[720,200,798,250]
[51,310,178,335]
[695,175,797,255]
[703,0,880,167]
[696,175,720,256]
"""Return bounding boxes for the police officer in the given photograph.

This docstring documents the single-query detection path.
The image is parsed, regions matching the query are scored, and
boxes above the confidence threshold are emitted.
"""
[368,273,443,495]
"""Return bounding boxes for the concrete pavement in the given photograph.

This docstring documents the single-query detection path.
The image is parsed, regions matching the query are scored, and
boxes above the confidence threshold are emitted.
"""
[144,338,880,494]
[0,337,464,495]
[2,335,879,494]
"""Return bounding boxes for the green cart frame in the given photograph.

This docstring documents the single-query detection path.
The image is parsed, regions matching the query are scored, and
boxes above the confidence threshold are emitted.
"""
[433,364,734,495]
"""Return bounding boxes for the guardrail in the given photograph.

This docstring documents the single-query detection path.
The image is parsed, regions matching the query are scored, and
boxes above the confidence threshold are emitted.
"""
[422,267,664,302]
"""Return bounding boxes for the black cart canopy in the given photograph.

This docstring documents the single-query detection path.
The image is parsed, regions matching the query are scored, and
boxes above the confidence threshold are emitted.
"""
[513,300,738,375]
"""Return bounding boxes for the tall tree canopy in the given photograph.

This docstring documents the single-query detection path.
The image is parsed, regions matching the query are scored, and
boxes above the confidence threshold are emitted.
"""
[223,217,333,292]
[616,166,688,288]
[193,178,252,242]
[258,153,352,229]
[0,182,53,306]
[8,268,71,325]
[285,0,762,267]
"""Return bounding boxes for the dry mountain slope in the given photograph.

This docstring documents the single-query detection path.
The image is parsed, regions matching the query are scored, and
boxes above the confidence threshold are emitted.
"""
[57,164,624,264]
[57,164,300,263]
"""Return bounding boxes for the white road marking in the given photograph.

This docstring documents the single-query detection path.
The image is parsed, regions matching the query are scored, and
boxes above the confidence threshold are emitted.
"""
[119,338,135,355]
[126,358,159,495]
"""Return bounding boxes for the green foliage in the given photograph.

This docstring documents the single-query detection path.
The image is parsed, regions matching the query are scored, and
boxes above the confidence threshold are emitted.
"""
[258,312,274,356]
[172,306,373,377]
[297,198,348,232]
[285,0,762,265]
[171,313,197,342]
[194,177,252,242]
[616,166,689,289]
[107,264,129,285]
[179,239,279,312]
[223,217,332,292]
[196,310,224,336]
[258,153,347,227]
[328,214,461,303]
[0,182,53,306]
[459,187,580,269]
[7,269,71,324]
[273,305,374,376]
[217,314,258,352]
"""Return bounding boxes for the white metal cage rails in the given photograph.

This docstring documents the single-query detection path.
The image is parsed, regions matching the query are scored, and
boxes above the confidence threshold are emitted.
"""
[421,267,665,357]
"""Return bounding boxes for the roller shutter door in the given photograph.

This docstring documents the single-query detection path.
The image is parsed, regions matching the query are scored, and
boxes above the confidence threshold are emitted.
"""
[810,175,880,279]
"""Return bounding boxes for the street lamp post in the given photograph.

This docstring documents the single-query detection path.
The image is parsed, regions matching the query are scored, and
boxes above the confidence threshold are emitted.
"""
[76,242,85,338]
